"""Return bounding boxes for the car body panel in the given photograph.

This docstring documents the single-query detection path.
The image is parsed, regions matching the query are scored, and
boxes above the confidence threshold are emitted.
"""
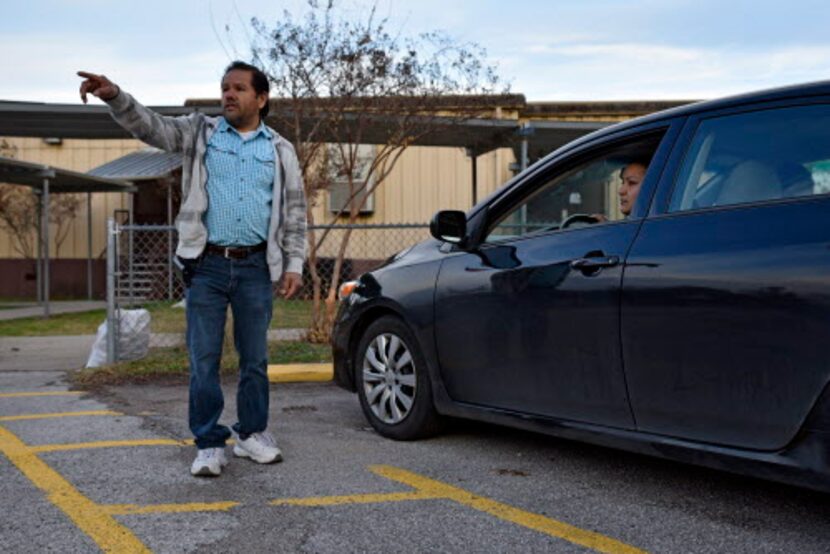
[332,241,444,391]
[621,97,830,451]
[623,199,830,450]
[434,223,640,427]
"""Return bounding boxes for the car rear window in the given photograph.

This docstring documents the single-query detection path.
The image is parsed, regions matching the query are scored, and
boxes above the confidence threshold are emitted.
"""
[669,103,830,212]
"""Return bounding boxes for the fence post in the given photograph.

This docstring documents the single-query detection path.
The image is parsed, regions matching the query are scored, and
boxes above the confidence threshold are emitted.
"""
[167,181,174,300]
[127,198,135,307]
[106,218,117,364]
[167,228,174,301]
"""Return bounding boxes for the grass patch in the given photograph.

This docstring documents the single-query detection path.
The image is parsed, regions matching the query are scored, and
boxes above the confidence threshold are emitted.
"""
[0,299,315,337]
[0,309,108,336]
[71,340,332,387]
[273,299,314,329]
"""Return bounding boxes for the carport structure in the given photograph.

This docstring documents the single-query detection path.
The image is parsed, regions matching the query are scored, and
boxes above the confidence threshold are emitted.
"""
[0,156,135,316]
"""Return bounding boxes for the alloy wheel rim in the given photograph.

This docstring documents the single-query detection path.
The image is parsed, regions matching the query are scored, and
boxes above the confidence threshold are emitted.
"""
[362,332,417,424]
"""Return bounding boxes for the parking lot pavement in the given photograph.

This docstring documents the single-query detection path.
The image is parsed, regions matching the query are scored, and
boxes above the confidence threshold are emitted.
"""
[3,368,830,553]
[0,335,96,372]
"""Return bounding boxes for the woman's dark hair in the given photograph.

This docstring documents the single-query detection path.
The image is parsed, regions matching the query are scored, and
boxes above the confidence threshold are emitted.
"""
[223,61,271,119]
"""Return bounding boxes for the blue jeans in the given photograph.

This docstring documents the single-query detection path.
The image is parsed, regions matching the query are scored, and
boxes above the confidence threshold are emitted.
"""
[186,250,273,449]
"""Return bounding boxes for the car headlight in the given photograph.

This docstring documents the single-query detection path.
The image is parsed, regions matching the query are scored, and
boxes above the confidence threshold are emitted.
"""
[338,280,359,300]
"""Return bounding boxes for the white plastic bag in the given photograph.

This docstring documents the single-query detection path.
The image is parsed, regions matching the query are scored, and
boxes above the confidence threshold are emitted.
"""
[85,309,151,367]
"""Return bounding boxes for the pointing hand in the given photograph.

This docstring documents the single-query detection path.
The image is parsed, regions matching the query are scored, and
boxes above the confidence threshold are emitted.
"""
[77,71,120,104]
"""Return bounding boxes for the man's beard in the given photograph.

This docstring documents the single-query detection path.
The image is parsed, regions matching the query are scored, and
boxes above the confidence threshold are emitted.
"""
[223,107,243,127]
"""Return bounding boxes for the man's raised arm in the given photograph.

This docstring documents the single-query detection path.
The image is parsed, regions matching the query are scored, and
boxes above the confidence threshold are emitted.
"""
[76,70,195,153]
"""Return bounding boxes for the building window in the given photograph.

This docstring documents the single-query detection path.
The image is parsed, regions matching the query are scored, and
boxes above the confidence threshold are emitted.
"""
[328,145,375,215]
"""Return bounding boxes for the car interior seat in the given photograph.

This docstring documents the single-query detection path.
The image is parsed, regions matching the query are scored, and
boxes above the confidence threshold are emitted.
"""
[776,162,815,198]
[715,160,783,206]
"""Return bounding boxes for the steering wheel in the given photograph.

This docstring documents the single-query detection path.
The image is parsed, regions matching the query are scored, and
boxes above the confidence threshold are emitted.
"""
[560,213,602,229]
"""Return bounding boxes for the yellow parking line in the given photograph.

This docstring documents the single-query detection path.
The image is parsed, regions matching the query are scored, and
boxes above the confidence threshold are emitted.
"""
[0,410,121,422]
[31,439,191,453]
[0,406,645,554]
[371,465,646,554]
[0,391,83,398]
[104,502,239,515]
[0,424,150,553]
[272,490,439,507]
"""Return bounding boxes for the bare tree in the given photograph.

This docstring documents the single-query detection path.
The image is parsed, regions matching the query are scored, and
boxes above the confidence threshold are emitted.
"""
[50,194,83,257]
[249,0,507,341]
[0,139,36,258]
[0,139,83,259]
[0,184,38,258]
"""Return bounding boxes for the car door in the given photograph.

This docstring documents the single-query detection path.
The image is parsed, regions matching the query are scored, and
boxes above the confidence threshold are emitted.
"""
[434,122,681,427]
[622,99,830,450]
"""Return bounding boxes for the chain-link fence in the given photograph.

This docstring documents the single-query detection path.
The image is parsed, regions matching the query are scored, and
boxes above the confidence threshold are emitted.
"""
[103,220,429,363]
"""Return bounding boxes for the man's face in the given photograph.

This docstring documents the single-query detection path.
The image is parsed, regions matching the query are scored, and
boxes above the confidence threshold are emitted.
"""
[619,163,647,216]
[221,69,267,131]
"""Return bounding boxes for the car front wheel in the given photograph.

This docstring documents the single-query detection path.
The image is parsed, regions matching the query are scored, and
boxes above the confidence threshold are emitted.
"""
[355,316,443,440]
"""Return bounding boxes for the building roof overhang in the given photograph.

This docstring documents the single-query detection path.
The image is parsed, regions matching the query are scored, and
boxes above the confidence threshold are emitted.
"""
[0,100,211,140]
[87,149,183,181]
[0,99,615,157]
[0,155,136,193]
[0,95,699,163]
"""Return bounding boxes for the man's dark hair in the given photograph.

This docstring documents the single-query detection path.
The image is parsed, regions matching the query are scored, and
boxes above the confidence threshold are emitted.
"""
[223,61,271,120]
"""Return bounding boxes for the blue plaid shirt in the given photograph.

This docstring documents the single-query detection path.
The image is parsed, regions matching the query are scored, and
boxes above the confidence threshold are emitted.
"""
[203,118,277,246]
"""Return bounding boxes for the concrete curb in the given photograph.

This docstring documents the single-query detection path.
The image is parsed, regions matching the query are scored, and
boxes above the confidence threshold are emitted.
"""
[267,363,332,383]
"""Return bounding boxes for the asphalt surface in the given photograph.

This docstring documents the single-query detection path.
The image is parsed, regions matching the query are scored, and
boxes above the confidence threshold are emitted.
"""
[3,360,830,552]
[0,335,97,372]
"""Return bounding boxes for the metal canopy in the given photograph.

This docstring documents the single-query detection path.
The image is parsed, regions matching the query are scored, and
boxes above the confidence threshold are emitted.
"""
[88,149,180,231]
[0,156,135,318]
[0,155,136,193]
[88,148,182,181]
[519,120,610,160]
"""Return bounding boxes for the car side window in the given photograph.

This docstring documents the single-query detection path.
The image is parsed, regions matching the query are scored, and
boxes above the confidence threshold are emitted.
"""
[669,104,830,212]
[486,134,663,244]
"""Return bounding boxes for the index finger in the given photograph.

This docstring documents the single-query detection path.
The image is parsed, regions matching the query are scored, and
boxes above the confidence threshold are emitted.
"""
[76,71,101,80]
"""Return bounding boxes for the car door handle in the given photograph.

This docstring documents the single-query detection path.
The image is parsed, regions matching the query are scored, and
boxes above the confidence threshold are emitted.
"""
[570,255,620,270]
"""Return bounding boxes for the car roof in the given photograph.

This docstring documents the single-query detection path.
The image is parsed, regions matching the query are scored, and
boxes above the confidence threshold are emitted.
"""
[566,79,830,151]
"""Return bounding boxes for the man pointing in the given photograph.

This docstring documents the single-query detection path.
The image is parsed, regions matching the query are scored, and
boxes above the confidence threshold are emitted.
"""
[78,62,307,477]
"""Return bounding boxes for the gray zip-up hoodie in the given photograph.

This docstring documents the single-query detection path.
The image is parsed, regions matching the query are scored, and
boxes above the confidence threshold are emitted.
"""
[106,91,307,282]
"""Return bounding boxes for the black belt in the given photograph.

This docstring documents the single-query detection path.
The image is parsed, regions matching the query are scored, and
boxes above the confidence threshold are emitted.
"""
[205,242,266,259]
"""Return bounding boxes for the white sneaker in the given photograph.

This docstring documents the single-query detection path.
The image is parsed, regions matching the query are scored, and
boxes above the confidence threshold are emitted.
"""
[190,447,228,477]
[233,431,283,464]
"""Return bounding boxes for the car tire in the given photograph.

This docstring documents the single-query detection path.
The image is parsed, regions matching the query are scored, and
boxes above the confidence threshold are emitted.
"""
[355,315,443,440]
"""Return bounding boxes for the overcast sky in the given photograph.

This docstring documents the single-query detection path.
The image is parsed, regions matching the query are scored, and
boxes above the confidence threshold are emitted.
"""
[4,0,830,105]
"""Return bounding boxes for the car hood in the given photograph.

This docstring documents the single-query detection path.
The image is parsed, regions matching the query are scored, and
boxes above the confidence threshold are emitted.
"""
[374,238,446,274]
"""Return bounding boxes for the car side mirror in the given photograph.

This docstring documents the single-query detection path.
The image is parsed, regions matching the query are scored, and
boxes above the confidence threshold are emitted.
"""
[430,210,467,244]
